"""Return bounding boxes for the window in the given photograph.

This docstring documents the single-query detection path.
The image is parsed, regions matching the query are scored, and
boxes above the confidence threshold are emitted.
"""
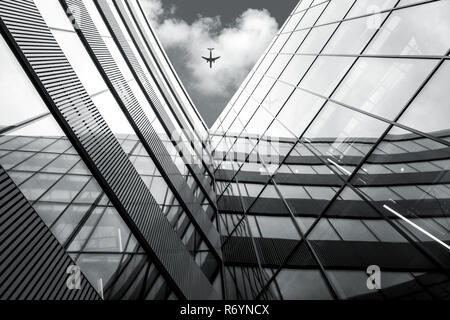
[271,269,333,300]
[0,35,49,128]
[279,55,315,86]
[15,153,59,172]
[40,175,90,203]
[266,55,291,79]
[34,0,75,30]
[323,13,389,54]
[398,61,450,136]
[280,30,308,53]
[19,173,62,201]
[51,204,91,244]
[52,29,108,96]
[262,81,293,116]
[304,103,389,160]
[365,1,450,55]
[267,88,324,139]
[296,2,328,30]
[298,23,337,54]
[299,56,355,97]
[332,58,435,120]
[330,219,378,242]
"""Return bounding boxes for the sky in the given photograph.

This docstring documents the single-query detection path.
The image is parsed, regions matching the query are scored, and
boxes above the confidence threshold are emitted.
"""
[141,0,297,127]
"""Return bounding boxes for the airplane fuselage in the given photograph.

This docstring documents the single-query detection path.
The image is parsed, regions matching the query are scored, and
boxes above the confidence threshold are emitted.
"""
[207,51,214,68]
[202,49,220,68]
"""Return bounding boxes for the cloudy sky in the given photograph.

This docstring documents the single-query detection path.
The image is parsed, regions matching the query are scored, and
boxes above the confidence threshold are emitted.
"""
[141,0,297,127]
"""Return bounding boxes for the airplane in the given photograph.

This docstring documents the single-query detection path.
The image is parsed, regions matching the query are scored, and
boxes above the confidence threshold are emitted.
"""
[202,48,221,69]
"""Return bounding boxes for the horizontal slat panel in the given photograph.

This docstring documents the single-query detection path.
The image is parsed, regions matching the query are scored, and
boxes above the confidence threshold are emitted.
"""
[0,166,99,300]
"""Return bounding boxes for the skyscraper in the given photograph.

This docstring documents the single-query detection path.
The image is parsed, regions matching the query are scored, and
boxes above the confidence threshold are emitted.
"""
[0,0,449,301]
[0,0,220,300]
[211,0,450,300]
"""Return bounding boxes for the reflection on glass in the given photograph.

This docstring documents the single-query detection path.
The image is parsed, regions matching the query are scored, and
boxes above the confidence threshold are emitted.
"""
[398,61,450,137]
[332,58,435,120]
[365,1,450,56]
[269,269,333,300]
[353,127,450,265]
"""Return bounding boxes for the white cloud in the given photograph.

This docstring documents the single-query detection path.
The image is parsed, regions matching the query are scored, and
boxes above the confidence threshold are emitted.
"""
[142,0,278,124]
[140,0,164,23]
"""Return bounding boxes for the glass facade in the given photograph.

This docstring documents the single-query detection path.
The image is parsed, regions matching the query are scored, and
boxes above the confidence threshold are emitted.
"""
[0,0,219,300]
[212,0,450,300]
[0,30,176,299]
[0,0,449,300]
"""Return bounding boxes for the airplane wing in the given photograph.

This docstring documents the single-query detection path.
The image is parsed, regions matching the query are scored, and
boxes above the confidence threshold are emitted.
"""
[202,56,209,61]
[212,57,221,62]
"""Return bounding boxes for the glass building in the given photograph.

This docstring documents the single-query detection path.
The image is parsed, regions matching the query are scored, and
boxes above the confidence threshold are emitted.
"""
[0,0,449,300]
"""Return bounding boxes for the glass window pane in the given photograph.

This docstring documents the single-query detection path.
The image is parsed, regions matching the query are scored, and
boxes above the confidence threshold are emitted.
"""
[316,0,354,25]
[51,30,108,96]
[51,204,91,244]
[247,216,300,240]
[19,173,62,201]
[0,35,49,129]
[324,13,389,54]
[0,151,35,170]
[15,153,59,172]
[270,34,290,53]
[42,154,79,174]
[261,81,293,116]
[271,269,333,300]
[353,127,450,266]
[330,219,378,242]
[279,55,315,86]
[91,90,135,135]
[73,179,103,204]
[299,56,355,97]
[266,54,291,79]
[296,2,327,30]
[34,0,75,30]
[298,23,337,54]
[267,89,325,139]
[40,175,90,203]
[280,30,308,53]
[366,1,450,55]
[332,58,435,120]
[33,202,68,228]
[346,0,397,19]
[303,102,389,175]
[398,61,450,137]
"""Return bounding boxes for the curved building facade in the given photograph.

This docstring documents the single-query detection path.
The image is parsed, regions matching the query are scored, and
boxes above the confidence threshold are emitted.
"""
[0,0,449,300]
[211,0,450,300]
